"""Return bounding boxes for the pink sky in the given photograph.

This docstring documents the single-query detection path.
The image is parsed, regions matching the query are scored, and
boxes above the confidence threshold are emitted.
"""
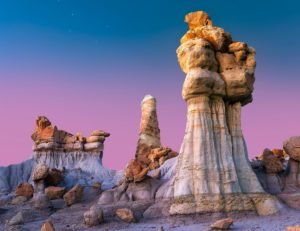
[0,67,299,170]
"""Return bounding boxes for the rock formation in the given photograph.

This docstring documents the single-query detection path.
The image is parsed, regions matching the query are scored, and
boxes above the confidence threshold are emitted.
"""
[170,11,280,215]
[0,159,33,193]
[275,136,300,209]
[250,141,300,210]
[124,95,178,182]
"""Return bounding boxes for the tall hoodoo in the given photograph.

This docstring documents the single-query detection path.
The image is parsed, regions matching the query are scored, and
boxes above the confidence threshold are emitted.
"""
[171,11,280,215]
[124,95,178,183]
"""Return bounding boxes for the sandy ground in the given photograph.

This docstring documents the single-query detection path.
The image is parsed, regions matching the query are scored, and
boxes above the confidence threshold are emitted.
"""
[1,200,300,231]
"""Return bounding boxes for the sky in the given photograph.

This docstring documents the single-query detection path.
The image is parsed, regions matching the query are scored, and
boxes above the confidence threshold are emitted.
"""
[0,0,299,169]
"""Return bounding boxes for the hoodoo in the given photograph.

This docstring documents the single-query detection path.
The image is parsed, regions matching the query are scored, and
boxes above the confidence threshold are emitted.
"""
[170,11,280,215]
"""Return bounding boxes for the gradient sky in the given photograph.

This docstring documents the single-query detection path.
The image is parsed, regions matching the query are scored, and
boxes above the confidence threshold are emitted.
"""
[0,1,299,169]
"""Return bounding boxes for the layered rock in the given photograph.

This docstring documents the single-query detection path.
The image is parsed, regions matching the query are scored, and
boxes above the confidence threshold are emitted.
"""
[170,11,280,215]
[31,116,121,189]
[124,95,178,182]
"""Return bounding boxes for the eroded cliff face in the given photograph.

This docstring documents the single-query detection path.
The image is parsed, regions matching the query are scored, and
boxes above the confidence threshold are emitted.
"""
[170,11,280,215]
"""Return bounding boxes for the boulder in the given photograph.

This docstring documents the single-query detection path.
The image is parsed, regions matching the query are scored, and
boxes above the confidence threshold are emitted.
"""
[192,25,232,51]
[177,38,219,73]
[40,220,56,231]
[115,208,135,223]
[216,52,239,72]
[8,212,24,226]
[91,130,110,137]
[284,136,300,161]
[33,164,49,181]
[210,218,234,230]
[45,186,65,200]
[228,41,248,52]
[184,11,212,29]
[86,135,105,143]
[271,148,285,159]
[15,182,34,198]
[63,184,83,206]
[262,148,283,174]
[83,206,104,227]
[220,68,254,102]
[31,116,56,142]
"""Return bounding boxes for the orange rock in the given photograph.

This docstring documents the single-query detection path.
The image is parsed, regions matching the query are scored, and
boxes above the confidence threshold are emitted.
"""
[211,218,234,230]
[184,11,212,30]
[116,208,135,223]
[15,182,34,198]
[180,30,197,44]
[86,135,105,143]
[285,226,300,231]
[228,41,248,52]
[91,130,110,137]
[31,116,56,142]
[124,160,146,182]
[45,186,65,200]
[63,184,84,206]
[272,149,285,160]
[192,26,232,51]
[40,220,56,231]
[262,149,283,174]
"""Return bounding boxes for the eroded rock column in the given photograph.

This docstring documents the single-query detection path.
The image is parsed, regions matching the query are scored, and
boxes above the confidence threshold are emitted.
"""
[170,11,280,215]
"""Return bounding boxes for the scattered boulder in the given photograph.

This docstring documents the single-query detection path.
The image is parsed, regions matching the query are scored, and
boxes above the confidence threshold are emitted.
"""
[45,186,65,200]
[210,218,234,230]
[8,211,24,226]
[115,208,135,223]
[63,184,83,206]
[33,164,49,181]
[15,182,34,198]
[40,220,56,231]
[83,206,104,227]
